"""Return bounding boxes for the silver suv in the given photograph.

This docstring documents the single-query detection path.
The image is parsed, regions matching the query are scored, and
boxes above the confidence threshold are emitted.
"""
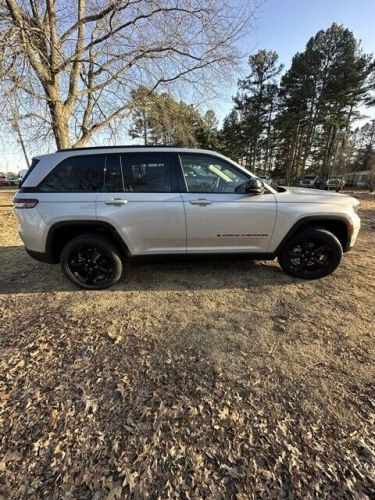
[14,147,360,289]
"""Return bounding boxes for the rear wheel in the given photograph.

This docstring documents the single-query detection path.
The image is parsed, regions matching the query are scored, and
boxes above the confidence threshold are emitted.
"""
[278,228,342,279]
[61,234,123,290]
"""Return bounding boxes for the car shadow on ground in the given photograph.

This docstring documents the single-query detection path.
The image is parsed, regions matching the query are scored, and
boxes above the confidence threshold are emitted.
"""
[0,245,294,294]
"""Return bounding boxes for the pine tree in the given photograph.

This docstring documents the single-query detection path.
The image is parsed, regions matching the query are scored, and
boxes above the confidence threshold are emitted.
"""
[128,86,155,145]
[128,87,218,147]
[219,109,244,162]
[350,120,375,190]
[194,110,219,150]
[275,24,375,183]
[233,50,283,173]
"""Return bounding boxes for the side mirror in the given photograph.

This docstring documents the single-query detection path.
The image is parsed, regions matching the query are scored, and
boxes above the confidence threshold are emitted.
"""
[245,178,265,194]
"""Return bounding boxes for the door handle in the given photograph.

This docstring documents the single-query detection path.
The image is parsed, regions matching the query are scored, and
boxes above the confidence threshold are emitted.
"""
[104,198,128,206]
[189,199,213,206]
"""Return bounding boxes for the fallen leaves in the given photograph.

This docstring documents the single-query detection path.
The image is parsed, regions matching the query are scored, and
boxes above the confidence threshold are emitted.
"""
[4,450,23,463]
[0,192,375,497]
[1,299,375,499]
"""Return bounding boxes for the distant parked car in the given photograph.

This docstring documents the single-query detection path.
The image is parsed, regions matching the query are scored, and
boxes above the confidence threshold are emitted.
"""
[356,180,369,189]
[258,176,273,185]
[8,176,19,186]
[0,176,11,186]
[18,169,28,184]
[299,176,316,188]
[325,178,345,192]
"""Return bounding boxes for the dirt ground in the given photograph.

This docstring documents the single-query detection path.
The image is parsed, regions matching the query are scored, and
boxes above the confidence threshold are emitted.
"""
[0,190,374,498]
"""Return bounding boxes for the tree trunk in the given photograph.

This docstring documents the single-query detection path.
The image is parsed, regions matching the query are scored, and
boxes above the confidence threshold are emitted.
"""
[142,110,148,145]
[325,126,337,179]
[252,81,264,171]
[263,99,274,177]
[45,83,71,149]
[321,125,333,178]
[294,129,305,181]
[335,105,354,178]
[50,105,71,149]
[287,121,301,185]
[300,99,318,179]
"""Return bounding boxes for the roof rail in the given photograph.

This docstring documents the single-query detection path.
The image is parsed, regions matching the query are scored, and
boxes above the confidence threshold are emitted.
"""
[56,144,186,152]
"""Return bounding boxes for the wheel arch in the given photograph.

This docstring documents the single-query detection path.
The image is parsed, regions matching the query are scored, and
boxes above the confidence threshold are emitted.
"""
[45,220,131,263]
[275,216,351,255]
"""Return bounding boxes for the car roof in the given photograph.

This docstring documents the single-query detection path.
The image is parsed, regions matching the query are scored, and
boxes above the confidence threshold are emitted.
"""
[56,145,218,154]
[24,146,268,188]
[35,146,238,168]
[33,146,222,161]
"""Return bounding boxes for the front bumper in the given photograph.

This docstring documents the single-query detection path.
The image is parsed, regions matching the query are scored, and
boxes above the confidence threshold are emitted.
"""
[345,213,361,252]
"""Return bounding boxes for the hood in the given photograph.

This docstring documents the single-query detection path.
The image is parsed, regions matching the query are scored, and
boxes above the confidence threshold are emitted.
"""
[275,186,359,206]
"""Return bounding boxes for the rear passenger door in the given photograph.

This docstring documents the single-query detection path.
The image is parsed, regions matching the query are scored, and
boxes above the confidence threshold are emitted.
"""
[95,152,186,255]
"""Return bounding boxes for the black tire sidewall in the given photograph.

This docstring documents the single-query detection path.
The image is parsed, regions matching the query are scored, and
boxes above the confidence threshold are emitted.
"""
[61,235,123,290]
[278,228,343,280]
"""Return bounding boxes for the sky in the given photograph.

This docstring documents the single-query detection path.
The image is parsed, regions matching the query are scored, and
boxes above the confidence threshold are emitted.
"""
[214,0,375,121]
[1,0,375,173]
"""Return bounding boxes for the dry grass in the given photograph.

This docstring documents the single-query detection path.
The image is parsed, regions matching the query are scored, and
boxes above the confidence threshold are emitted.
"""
[0,190,374,498]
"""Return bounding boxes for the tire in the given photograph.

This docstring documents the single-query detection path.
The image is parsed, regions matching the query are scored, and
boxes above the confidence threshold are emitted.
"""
[60,234,123,290]
[278,228,343,280]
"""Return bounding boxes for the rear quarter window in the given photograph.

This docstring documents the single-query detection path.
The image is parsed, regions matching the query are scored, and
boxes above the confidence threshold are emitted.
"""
[39,155,104,192]
[19,158,40,187]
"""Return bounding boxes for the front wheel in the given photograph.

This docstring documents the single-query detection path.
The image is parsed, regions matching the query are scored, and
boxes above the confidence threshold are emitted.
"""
[278,228,343,279]
[61,234,123,290]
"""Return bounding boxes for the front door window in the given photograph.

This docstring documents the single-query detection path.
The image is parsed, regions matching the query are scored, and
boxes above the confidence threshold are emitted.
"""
[179,154,249,193]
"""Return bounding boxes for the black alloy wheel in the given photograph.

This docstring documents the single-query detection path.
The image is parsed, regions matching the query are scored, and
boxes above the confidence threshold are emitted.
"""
[278,228,343,279]
[61,234,123,289]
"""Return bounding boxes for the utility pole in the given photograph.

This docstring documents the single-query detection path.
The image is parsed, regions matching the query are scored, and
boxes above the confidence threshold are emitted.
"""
[9,115,30,168]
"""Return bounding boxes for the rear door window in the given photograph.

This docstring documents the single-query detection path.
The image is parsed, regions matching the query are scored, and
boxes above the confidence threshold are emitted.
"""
[121,153,172,192]
[39,155,104,192]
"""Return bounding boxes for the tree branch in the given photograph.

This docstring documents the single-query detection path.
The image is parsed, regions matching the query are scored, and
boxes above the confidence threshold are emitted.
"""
[64,0,86,112]
[72,104,129,147]
[60,0,133,42]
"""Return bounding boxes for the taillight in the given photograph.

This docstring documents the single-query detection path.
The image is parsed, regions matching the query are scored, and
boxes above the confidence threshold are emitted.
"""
[13,198,39,209]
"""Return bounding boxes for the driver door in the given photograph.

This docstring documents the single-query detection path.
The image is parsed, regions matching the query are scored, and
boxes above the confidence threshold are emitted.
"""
[178,153,277,253]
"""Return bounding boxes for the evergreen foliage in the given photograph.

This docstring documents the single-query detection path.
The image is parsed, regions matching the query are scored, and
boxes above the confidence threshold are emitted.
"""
[127,24,375,187]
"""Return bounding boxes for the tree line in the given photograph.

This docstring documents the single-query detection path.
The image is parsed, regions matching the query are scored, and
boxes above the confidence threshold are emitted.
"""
[0,2,374,187]
[127,23,375,186]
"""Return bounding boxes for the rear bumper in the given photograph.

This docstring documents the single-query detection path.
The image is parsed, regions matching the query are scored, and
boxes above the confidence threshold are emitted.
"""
[15,207,47,254]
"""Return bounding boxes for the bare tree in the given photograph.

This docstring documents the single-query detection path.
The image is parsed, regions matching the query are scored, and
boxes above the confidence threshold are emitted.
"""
[0,0,255,149]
